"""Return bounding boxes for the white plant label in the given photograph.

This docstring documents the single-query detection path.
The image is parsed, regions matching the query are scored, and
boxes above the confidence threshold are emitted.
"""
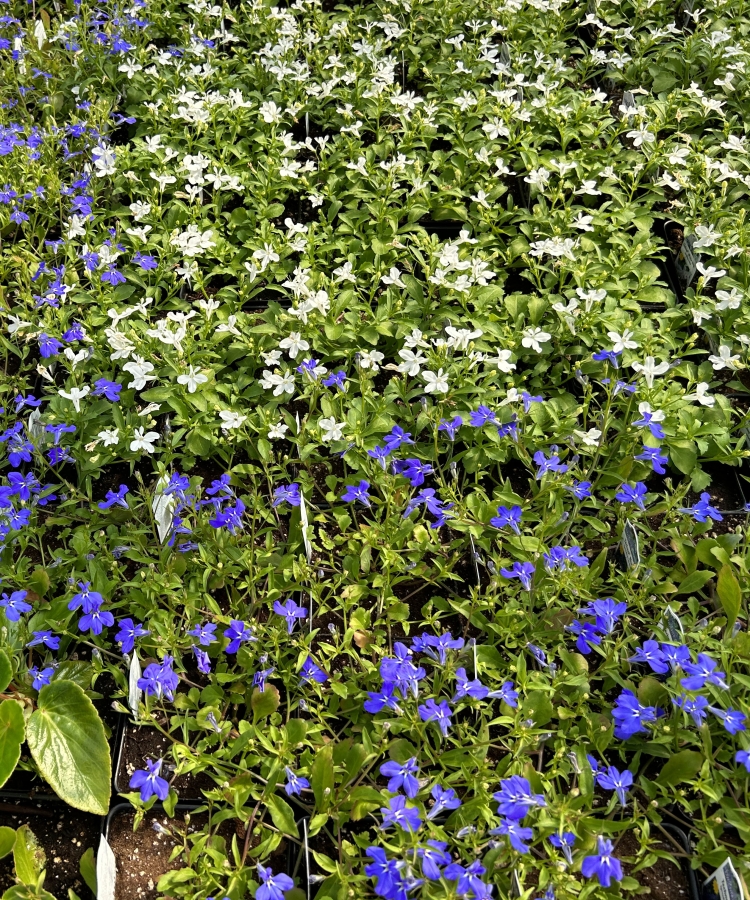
[152,476,176,544]
[129,652,142,719]
[96,833,117,900]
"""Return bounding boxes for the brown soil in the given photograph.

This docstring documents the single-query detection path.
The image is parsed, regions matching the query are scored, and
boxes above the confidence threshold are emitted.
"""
[617,830,692,900]
[0,802,100,898]
[107,808,234,900]
[116,726,217,799]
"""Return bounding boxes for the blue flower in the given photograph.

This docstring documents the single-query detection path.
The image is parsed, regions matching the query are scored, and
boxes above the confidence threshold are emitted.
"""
[284,766,310,797]
[533,450,568,479]
[27,630,59,650]
[582,837,623,887]
[521,392,543,413]
[469,405,495,427]
[567,620,602,655]
[418,699,452,737]
[138,655,179,701]
[596,765,633,805]
[115,618,150,654]
[68,581,104,614]
[453,667,488,701]
[438,416,462,440]
[133,251,158,270]
[493,775,546,820]
[209,498,245,533]
[681,653,728,691]
[611,689,660,739]
[300,655,327,684]
[549,832,576,865]
[380,757,420,798]
[193,646,211,674]
[615,482,648,509]
[392,459,432,488]
[0,589,32,621]
[29,665,54,690]
[98,484,129,509]
[224,619,255,653]
[188,622,217,646]
[272,483,301,508]
[92,378,122,401]
[629,640,668,674]
[490,504,522,534]
[129,758,169,802]
[426,784,461,820]
[679,493,723,523]
[500,561,535,591]
[443,861,490,897]
[578,598,627,634]
[364,683,402,714]
[273,598,308,634]
[633,408,665,439]
[367,444,392,466]
[322,369,346,389]
[381,795,422,832]
[341,480,372,505]
[365,847,403,898]
[736,750,750,773]
[592,349,621,368]
[635,444,668,475]
[709,706,746,734]
[38,333,62,357]
[79,607,114,635]
[491,818,533,853]
[661,643,691,669]
[673,694,709,727]
[256,865,294,900]
[383,426,415,451]
[565,480,592,500]
[490,681,519,707]
[417,840,451,880]
[253,667,274,692]
[419,631,464,665]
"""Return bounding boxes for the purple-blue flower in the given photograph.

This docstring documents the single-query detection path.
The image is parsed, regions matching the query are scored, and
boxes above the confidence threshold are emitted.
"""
[115,618,150,654]
[629,640,668,674]
[635,444,668,475]
[0,589,32,621]
[129,758,169,802]
[500,561,535,591]
[426,784,461,820]
[224,619,255,653]
[611,689,660,739]
[273,598,308,634]
[272,483,301,508]
[490,504,522,534]
[284,766,310,797]
[188,622,217,646]
[679,493,723,523]
[595,765,633,805]
[582,837,623,887]
[681,653,728,691]
[493,775,546,820]
[418,699,452,737]
[418,840,451,880]
[453,667,489,701]
[300,655,327,684]
[438,416,462,440]
[491,818,533,853]
[256,865,294,900]
[138,655,179,701]
[341,480,372,506]
[381,795,422,832]
[27,630,60,650]
[380,757,420,798]
[29,665,54,690]
[98,484,129,509]
[615,482,648,510]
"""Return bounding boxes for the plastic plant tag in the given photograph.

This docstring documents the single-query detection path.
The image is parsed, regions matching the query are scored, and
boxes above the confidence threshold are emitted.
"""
[703,858,746,900]
[622,91,636,112]
[660,606,684,643]
[303,817,311,897]
[499,44,511,67]
[27,408,47,444]
[510,869,523,898]
[469,535,482,587]
[674,233,698,291]
[129,652,142,719]
[621,520,641,569]
[152,476,176,544]
[96,833,117,900]
[299,490,312,563]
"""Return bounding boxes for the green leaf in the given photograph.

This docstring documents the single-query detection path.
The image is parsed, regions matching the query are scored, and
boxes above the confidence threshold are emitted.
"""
[0,700,25,789]
[521,691,553,727]
[0,650,12,693]
[26,681,111,815]
[13,826,43,887]
[156,868,197,891]
[346,786,383,821]
[669,441,697,475]
[656,750,703,786]
[311,742,334,812]
[79,847,97,894]
[1,886,56,900]
[675,569,713,595]
[0,827,14,859]
[250,685,280,722]
[265,794,299,837]
[717,565,742,634]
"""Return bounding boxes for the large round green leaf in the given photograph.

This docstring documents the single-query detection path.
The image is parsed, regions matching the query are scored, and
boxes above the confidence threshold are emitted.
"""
[26,681,111,815]
[0,700,24,789]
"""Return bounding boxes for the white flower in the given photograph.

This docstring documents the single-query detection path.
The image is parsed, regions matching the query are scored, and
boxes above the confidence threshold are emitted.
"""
[688,382,715,407]
[573,428,602,447]
[279,332,310,359]
[58,385,91,412]
[268,422,290,440]
[130,427,160,454]
[177,366,208,393]
[122,357,156,390]
[715,288,742,311]
[98,428,119,447]
[693,224,720,249]
[92,145,116,176]
[521,327,551,353]
[219,410,247,430]
[708,344,740,371]
[696,262,726,283]
[118,60,142,78]
[253,243,280,270]
[627,128,655,147]
[396,348,425,376]
[259,370,295,396]
[573,212,594,231]
[445,326,483,350]
[631,356,670,387]
[151,171,177,190]
[216,315,241,337]
[318,417,345,442]
[422,369,449,394]
[403,329,429,349]
[638,402,666,422]
[130,201,152,220]
[198,298,220,319]
[691,308,712,326]
[7,315,32,335]
[359,350,384,370]
[607,329,638,352]
[488,349,517,373]
[382,267,406,288]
